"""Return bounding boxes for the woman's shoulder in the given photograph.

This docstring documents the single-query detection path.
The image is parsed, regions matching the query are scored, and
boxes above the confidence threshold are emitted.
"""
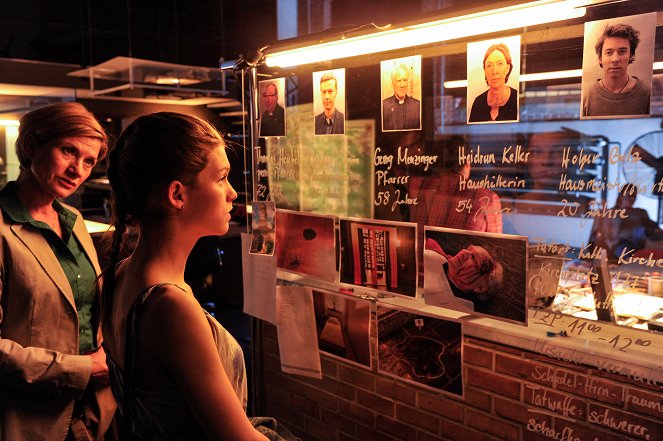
[508,86,518,101]
[141,284,205,326]
[140,283,195,313]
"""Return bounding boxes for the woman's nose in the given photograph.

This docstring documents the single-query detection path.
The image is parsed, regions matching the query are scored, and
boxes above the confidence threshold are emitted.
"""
[229,183,238,201]
[67,159,84,177]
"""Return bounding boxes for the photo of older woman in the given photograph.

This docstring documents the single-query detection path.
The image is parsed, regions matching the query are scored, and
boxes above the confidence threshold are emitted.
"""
[424,226,527,325]
[467,36,521,124]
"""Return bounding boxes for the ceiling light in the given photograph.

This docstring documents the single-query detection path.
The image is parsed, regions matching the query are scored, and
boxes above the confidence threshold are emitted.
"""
[265,0,587,68]
[444,61,663,89]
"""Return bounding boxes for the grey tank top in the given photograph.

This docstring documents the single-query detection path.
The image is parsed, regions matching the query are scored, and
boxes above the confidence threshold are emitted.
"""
[106,283,247,441]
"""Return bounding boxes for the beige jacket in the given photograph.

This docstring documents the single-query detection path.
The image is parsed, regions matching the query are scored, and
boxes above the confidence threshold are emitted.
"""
[0,206,116,441]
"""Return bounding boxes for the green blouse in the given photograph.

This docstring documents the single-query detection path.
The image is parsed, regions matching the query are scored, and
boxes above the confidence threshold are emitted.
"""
[0,182,97,353]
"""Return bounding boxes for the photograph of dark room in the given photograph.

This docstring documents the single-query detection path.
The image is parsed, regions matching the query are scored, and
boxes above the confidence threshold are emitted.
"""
[313,289,372,368]
[275,209,337,281]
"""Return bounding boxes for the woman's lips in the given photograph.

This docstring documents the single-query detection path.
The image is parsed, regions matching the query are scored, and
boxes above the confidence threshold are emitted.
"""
[59,177,77,188]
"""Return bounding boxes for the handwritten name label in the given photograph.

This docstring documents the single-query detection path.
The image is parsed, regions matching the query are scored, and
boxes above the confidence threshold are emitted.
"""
[373,146,438,211]
[398,147,438,171]
[502,145,530,164]
[374,146,439,171]
[458,145,529,165]
[458,145,495,165]
[561,146,599,171]
[609,145,641,165]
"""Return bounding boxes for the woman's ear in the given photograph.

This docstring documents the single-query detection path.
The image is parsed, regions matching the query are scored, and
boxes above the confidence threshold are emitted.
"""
[167,180,185,210]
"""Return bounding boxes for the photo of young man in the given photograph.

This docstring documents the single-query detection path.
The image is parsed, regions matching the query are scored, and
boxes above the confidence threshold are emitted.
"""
[580,12,655,119]
[313,69,345,135]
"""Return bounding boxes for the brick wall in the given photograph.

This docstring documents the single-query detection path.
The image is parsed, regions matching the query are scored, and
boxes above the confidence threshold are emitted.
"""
[259,323,663,441]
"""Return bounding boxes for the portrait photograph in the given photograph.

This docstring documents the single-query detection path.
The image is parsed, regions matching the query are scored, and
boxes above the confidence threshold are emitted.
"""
[339,217,418,298]
[377,305,463,398]
[259,77,287,137]
[580,12,655,119]
[250,200,276,256]
[380,55,422,132]
[424,227,528,325]
[313,289,372,369]
[313,68,346,136]
[466,35,521,124]
[275,209,337,282]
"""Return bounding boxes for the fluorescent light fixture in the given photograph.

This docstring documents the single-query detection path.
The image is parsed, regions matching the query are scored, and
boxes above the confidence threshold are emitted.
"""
[444,69,582,88]
[265,0,586,68]
[444,61,663,88]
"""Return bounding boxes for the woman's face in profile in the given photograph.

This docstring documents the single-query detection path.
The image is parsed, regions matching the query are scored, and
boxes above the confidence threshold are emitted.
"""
[484,49,510,89]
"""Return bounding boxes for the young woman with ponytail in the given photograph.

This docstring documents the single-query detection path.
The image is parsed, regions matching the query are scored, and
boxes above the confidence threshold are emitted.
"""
[101,112,296,440]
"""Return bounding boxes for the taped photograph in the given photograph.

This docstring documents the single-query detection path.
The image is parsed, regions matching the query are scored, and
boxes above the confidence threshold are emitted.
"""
[381,55,422,132]
[275,209,337,282]
[580,12,655,119]
[377,305,463,398]
[313,289,372,369]
[340,218,418,298]
[313,68,346,135]
[250,201,275,256]
[424,227,528,325]
[467,35,520,124]
[259,77,286,137]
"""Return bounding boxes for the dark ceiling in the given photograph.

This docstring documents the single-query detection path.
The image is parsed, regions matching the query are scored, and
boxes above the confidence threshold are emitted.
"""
[0,0,493,69]
[0,0,278,68]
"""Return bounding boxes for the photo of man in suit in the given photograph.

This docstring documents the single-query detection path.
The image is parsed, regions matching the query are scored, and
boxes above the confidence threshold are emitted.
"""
[259,78,286,137]
[382,56,421,131]
[314,70,345,135]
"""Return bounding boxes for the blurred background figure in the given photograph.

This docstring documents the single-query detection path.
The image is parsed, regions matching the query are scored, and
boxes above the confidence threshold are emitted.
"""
[409,137,503,235]
[590,183,663,260]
